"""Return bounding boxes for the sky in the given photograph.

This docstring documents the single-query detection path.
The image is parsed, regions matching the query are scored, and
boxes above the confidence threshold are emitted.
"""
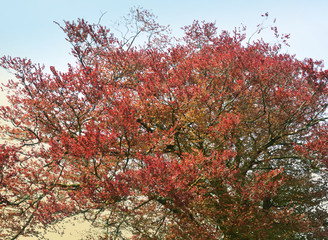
[0,0,328,101]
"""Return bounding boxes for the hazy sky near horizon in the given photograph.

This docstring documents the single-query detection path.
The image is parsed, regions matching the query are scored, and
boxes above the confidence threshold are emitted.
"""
[1,0,328,100]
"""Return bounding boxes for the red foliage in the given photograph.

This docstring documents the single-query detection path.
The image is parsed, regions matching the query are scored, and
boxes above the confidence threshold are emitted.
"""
[1,9,327,239]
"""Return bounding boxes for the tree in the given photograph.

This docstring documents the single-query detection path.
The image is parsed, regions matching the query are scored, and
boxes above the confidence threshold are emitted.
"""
[0,9,327,239]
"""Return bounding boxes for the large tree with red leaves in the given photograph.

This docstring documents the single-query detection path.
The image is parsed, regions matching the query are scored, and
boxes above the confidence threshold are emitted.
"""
[1,9,327,239]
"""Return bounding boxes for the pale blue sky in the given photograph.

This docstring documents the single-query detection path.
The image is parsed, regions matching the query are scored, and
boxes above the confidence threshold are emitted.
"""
[1,0,328,95]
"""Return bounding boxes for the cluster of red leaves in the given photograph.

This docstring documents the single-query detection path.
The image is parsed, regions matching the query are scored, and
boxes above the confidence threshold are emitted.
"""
[1,9,328,239]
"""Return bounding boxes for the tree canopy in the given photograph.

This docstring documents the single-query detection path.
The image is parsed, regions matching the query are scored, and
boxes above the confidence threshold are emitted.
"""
[0,9,327,239]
